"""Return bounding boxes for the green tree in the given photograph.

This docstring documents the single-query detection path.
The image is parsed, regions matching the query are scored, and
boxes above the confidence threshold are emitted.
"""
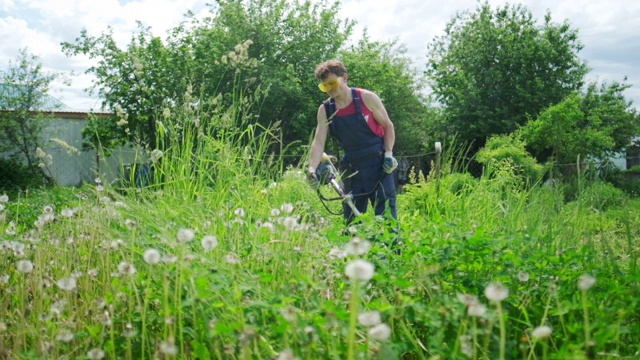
[337,35,435,155]
[0,49,63,180]
[62,0,354,150]
[520,81,640,166]
[425,2,589,150]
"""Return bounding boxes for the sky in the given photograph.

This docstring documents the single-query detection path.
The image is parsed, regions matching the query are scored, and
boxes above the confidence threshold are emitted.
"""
[1,0,638,112]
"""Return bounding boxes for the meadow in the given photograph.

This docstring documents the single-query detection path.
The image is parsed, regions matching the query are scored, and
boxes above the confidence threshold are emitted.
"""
[0,107,639,360]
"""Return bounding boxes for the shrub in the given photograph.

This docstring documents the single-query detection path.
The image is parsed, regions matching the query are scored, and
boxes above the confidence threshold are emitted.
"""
[0,158,47,193]
[580,181,627,211]
[476,133,546,185]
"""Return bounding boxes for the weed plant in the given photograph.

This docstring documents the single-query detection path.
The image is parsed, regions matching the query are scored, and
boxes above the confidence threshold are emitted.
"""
[1,89,639,360]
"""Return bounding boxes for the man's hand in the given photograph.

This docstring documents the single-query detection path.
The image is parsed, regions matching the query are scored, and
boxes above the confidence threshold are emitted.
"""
[383,151,398,174]
[307,169,320,188]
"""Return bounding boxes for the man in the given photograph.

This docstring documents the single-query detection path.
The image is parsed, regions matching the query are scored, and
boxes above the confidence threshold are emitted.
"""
[307,59,398,224]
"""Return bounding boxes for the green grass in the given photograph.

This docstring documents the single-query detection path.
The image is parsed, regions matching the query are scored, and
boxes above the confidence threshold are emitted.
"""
[1,99,639,359]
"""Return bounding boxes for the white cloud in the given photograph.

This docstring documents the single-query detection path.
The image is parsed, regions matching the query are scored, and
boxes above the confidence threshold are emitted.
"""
[1,0,638,110]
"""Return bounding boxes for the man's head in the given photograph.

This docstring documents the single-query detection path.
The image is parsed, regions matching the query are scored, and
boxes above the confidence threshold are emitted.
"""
[315,59,347,81]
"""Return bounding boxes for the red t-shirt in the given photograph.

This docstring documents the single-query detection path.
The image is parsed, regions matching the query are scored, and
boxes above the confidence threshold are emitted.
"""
[335,88,385,137]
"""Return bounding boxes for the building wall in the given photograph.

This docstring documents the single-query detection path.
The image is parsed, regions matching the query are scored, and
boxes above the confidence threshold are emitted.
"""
[2,112,146,187]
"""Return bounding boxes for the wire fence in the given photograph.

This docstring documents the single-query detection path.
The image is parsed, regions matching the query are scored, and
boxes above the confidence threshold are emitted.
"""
[2,147,640,192]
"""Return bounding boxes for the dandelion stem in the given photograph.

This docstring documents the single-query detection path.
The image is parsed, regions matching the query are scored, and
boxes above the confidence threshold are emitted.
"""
[347,280,360,360]
[497,301,506,360]
[581,289,591,352]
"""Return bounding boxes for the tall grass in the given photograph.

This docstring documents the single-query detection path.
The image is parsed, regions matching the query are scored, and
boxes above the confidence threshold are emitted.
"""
[0,87,639,359]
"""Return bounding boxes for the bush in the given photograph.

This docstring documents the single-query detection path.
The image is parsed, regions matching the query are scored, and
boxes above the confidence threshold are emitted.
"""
[580,181,627,211]
[0,158,48,193]
[476,133,546,186]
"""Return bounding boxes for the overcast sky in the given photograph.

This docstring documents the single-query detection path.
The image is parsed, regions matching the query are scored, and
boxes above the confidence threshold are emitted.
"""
[1,0,638,111]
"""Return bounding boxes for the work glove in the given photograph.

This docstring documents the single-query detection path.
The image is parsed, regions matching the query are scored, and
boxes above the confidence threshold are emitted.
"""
[307,169,320,188]
[383,151,398,174]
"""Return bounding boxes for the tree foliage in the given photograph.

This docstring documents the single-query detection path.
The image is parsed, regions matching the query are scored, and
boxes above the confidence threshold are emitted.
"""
[0,49,62,178]
[425,1,589,150]
[62,0,354,150]
[519,81,640,166]
[338,35,435,155]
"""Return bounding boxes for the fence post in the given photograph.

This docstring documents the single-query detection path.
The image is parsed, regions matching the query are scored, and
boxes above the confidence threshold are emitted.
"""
[435,142,442,198]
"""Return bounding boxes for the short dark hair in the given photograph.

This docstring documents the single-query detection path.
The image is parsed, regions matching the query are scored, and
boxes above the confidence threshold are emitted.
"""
[315,59,347,81]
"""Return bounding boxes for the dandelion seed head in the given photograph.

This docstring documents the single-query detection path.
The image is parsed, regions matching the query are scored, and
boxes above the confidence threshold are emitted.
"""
[367,323,392,341]
[460,335,473,357]
[224,253,240,264]
[56,329,74,342]
[517,271,530,282]
[484,282,509,302]
[457,293,478,306]
[56,277,77,291]
[177,228,195,243]
[276,349,300,360]
[280,203,294,213]
[159,338,178,356]
[345,236,371,256]
[270,208,281,216]
[87,348,105,360]
[357,311,381,327]
[345,259,375,282]
[234,207,246,217]
[16,260,34,273]
[578,274,596,291]
[201,235,218,252]
[43,205,54,213]
[467,302,487,317]
[0,194,8,203]
[328,247,347,259]
[60,208,74,217]
[531,325,553,339]
[117,261,137,276]
[0,274,9,284]
[143,249,161,264]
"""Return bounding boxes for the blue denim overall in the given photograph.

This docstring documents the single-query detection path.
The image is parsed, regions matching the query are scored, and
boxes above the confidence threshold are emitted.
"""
[324,88,397,224]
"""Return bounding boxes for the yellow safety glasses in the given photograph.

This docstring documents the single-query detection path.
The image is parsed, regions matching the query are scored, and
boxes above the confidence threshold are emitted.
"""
[318,77,342,92]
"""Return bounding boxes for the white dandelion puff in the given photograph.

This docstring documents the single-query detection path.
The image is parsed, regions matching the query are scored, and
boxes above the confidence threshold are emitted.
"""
[56,277,77,291]
[234,208,246,217]
[16,260,34,273]
[345,259,375,282]
[224,253,240,264]
[457,293,478,306]
[467,302,487,317]
[531,325,553,339]
[117,261,137,276]
[345,236,371,256]
[276,349,300,360]
[0,194,8,203]
[280,203,294,213]
[56,329,74,342]
[328,247,347,259]
[143,249,161,264]
[578,274,596,291]
[485,282,509,302]
[60,208,75,217]
[201,235,218,252]
[357,311,381,327]
[177,228,195,243]
[517,271,530,282]
[159,338,178,356]
[367,323,392,341]
[87,348,105,360]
